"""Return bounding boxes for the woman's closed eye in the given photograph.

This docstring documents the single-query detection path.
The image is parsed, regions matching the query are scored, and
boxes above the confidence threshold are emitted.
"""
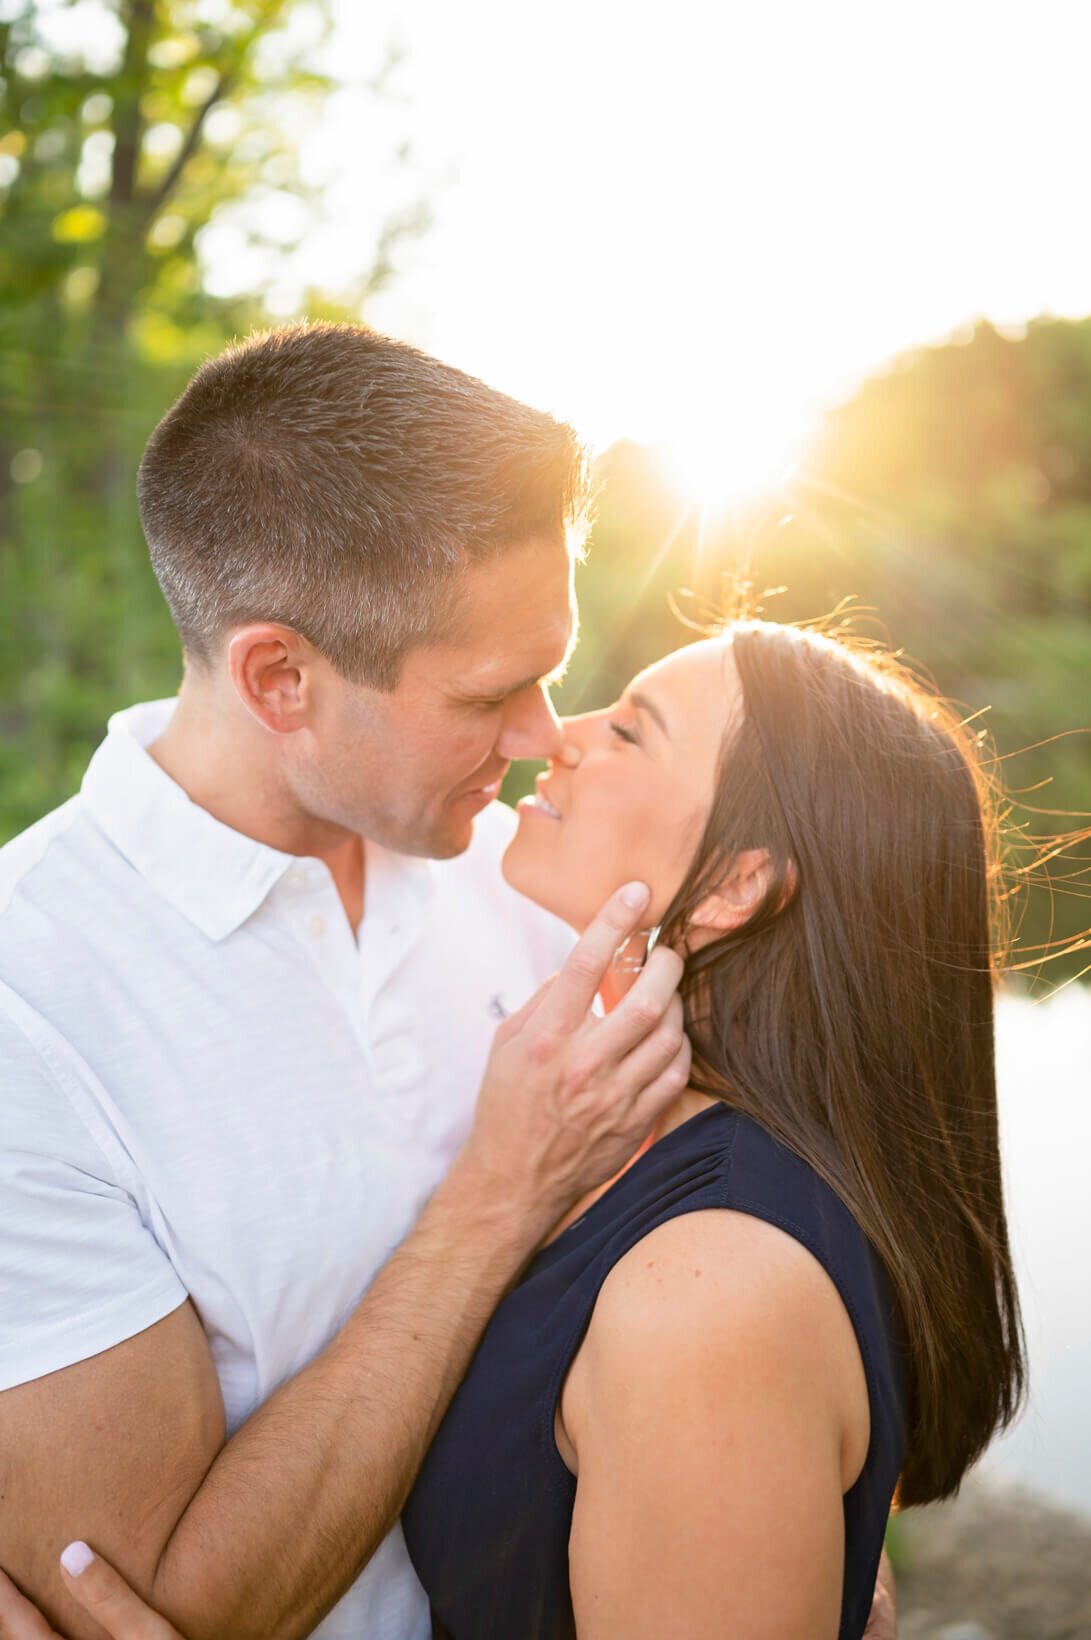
[609,718,640,746]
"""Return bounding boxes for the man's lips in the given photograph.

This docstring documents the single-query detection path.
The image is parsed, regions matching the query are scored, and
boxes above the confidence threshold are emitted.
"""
[457,773,506,802]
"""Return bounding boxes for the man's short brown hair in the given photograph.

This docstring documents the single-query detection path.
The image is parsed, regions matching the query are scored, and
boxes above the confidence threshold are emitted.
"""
[138,323,590,687]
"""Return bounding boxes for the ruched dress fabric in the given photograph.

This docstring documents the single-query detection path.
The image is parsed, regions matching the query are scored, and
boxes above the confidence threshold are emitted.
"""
[403,1103,907,1640]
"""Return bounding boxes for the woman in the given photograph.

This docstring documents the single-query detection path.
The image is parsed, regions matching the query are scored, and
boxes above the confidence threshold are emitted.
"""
[401,618,1025,1638]
[3,618,1025,1639]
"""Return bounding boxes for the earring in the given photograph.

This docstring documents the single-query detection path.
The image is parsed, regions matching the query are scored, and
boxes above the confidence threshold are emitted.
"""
[613,924,662,973]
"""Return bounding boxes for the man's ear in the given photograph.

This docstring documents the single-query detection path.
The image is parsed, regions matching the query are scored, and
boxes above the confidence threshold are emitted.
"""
[688,848,776,937]
[227,624,318,734]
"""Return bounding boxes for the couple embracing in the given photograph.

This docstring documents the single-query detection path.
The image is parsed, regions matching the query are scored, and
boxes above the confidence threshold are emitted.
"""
[0,324,1023,1640]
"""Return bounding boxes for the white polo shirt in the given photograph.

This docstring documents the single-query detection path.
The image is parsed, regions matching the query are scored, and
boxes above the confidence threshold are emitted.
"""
[0,699,573,1640]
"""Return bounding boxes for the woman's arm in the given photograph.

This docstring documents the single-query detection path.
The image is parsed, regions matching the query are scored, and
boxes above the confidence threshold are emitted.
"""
[563,1208,871,1640]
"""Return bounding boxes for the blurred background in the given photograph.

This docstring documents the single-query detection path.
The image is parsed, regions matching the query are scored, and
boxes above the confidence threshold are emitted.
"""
[2,0,1089,1615]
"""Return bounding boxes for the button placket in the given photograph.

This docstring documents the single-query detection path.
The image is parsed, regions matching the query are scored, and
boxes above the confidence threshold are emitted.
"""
[276,862,365,1029]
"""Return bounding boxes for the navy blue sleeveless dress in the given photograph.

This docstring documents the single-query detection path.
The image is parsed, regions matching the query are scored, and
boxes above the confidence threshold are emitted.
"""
[403,1104,907,1640]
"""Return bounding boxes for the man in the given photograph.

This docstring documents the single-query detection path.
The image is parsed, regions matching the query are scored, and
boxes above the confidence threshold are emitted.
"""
[0,325,896,1640]
[0,324,691,1640]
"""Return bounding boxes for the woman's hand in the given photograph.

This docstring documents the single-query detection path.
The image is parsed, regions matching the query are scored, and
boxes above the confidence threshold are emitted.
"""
[0,1546,183,1640]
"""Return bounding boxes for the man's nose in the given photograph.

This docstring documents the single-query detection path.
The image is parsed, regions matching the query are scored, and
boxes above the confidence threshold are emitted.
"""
[495,684,565,762]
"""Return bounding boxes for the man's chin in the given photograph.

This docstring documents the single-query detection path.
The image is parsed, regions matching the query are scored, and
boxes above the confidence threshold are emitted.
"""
[428,825,475,860]
[349,804,474,862]
[395,812,477,861]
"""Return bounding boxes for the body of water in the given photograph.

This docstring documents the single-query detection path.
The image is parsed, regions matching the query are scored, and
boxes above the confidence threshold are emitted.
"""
[982,985,1091,1519]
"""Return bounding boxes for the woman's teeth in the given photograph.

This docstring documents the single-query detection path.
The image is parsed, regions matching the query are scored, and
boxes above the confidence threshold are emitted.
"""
[531,793,561,819]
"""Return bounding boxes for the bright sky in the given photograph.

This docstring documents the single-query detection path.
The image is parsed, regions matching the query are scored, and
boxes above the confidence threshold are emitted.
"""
[36,0,1091,499]
[281,0,1091,500]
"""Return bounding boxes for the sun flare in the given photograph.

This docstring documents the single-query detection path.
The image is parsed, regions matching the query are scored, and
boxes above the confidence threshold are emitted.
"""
[659,405,807,514]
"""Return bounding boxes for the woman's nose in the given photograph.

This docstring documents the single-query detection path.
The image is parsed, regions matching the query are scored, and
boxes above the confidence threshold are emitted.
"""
[553,726,583,768]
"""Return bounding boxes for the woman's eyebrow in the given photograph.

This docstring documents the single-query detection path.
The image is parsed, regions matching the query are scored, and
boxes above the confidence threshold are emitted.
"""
[629,691,670,738]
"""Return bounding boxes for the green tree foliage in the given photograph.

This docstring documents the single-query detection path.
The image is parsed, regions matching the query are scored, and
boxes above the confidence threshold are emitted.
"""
[1,0,423,828]
[1,12,1086,987]
[540,319,1091,987]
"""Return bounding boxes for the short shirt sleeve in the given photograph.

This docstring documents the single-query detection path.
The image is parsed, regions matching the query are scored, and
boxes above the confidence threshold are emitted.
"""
[0,1005,188,1391]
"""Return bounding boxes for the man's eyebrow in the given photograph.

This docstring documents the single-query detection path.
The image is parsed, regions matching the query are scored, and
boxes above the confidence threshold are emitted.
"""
[629,690,670,738]
[464,663,565,701]
[462,645,574,702]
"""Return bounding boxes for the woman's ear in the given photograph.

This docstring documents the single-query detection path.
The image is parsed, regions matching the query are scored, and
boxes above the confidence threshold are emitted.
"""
[688,848,777,938]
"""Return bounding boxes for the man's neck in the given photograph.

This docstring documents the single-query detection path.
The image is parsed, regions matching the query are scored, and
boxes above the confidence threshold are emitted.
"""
[145,682,366,931]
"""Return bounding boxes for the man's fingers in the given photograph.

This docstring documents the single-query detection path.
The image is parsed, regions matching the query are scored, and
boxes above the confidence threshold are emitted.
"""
[535,883,651,1034]
[495,970,557,1039]
[862,1548,897,1640]
[0,1568,61,1639]
[59,1545,181,1640]
[591,943,684,1062]
[609,995,687,1097]
[632,1027,692,1119]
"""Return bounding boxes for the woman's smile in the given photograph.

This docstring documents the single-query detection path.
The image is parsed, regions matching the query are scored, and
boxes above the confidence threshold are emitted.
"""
[517,776,563,821]
[504,639,737,934]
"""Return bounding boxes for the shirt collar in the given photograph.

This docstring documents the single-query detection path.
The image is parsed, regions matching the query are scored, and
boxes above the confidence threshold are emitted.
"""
[81,699,300,941]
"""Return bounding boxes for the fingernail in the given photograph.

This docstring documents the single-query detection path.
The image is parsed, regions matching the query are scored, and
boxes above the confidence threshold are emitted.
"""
[620,881,650,910]
[61,1542,94,1577]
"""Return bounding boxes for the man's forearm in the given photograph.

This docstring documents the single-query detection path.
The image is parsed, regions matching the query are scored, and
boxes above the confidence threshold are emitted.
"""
[21,889,687,1640]
[150,1160,545,1640]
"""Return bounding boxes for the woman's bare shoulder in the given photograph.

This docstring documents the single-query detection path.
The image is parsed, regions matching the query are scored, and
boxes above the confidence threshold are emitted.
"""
[568,1207,871,1487]
[593,1207,851,1345]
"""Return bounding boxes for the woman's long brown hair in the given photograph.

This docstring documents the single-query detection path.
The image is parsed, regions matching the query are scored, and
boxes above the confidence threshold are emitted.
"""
[661,618,1026,1506]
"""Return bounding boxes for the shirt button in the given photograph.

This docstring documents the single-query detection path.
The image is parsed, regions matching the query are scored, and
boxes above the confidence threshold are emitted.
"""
[309,914,325,937]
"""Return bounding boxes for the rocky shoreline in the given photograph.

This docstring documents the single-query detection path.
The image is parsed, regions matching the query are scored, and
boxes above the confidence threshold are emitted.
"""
[895,1475,1091,1639]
